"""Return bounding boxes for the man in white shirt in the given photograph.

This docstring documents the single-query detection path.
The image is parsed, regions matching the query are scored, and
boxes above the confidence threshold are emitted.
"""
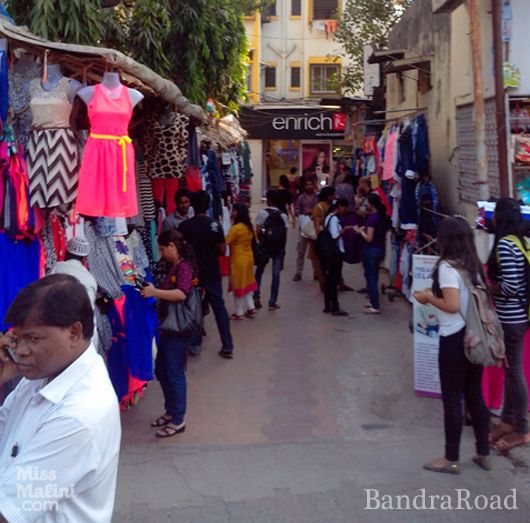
[0,274,121,523]
[51,238,98,350]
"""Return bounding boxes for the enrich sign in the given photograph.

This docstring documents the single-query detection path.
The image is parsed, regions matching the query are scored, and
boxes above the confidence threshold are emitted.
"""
[240,107,347,139]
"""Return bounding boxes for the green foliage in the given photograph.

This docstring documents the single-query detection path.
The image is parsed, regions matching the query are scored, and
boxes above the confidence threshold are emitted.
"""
[5,0,250,112]
[29,0,106,45]
[335,0,413,93]
[167,0,249,113]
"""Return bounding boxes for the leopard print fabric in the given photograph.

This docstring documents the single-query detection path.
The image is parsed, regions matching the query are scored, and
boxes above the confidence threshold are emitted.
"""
[143,112,189,179]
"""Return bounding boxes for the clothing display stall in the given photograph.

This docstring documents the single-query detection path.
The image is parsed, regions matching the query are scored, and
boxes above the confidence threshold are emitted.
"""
[0,17,252,408]
[0,18,199,408]
[362,113,439,298]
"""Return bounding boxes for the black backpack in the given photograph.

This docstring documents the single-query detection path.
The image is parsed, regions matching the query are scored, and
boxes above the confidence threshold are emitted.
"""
[314,216,340,264]
[260,209,287,256]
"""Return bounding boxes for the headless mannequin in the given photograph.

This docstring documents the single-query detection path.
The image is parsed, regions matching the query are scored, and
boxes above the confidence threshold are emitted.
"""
[40,62,82,103]
[77,71,144,108]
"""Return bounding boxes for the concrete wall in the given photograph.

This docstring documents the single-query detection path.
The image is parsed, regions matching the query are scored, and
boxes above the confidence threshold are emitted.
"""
[385,0,512,217]
[248,140,265,205]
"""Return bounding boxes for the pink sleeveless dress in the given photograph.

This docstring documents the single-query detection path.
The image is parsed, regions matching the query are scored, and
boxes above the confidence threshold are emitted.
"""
[76,84,138,217]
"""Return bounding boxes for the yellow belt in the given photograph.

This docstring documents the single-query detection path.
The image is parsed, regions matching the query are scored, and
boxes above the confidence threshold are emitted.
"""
[90,133,133,192]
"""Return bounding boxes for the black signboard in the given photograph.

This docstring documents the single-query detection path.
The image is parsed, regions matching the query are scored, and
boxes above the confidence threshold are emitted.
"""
[240,107,346,140]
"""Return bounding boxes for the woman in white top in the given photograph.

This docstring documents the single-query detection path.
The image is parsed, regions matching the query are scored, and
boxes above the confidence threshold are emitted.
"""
[414,217,491,474]
[322,198,353,316]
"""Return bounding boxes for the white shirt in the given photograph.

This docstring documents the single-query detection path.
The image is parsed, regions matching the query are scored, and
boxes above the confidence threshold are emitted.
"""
[51,260,99,349]
[255,207,289,228]
[437,261,469,337]
[0,345,121,523]
[324,215,344,253]
[50,260,97,308]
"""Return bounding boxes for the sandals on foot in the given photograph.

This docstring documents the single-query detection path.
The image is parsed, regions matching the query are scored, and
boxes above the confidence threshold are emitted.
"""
[473,455,492,471]
[151,414,171,428]
[423,459,461,475]
[230,314,245,321]
[156,422,186,438]
[245,310,256,318]
[490,421,514,444]
[493,431,530,451]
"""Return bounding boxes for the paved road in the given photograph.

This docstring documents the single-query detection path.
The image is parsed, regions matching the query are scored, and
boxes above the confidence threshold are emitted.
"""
[114,227,530,522]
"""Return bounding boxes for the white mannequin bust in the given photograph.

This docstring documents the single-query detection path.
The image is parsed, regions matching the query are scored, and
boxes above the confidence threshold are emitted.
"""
[76,71,144,107]
[41,62,82,103]
[0,39,7,53]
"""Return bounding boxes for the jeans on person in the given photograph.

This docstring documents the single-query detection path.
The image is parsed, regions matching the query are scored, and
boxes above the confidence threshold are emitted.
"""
[362,246,384,309]
[501,322,529,434]
[254,252,284,306]
[155,333,188,425]
[193,280,233,353]
[439,328,490,461]
[295,231,309,276]
[323,255,343,311]
[234,293,256,316]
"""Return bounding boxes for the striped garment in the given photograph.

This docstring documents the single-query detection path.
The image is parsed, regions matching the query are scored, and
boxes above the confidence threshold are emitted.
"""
[493,238,528,324]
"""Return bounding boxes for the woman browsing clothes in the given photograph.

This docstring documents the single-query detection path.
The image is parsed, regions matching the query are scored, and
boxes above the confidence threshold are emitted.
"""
[141,230,195,438]
[487,198,530,451]
[413,217,491,474]
[225,203,258,320]
[354,193,390,314]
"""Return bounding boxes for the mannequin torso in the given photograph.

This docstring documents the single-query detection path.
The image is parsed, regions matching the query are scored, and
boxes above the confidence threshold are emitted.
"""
[77,72,144,107]
[40,63,82,103]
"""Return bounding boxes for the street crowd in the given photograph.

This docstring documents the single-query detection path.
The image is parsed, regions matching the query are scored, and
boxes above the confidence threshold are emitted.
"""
[0,167,529,520]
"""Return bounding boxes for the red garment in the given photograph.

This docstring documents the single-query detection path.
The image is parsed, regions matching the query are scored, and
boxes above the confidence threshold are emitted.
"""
[185,166,202,192]
[51,214,66,261]
[76,84,138,217]
[375,186,392,217]
[151,178,181,215]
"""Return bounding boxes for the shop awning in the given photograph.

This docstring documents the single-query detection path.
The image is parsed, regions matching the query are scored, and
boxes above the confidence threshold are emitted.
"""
[0,16,206,123]
[384,56,432,75]
[367,49,406,65]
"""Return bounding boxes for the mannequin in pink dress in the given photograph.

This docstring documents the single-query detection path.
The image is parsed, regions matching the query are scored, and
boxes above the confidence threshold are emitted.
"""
[76,72,144,217]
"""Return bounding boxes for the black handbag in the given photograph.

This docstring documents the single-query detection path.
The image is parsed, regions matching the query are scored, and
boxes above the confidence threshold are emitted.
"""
[158,286,204,337]
[252,236,270,266]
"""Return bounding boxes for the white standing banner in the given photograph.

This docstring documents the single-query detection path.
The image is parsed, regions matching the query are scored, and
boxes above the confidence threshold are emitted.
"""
[412,255,441,398]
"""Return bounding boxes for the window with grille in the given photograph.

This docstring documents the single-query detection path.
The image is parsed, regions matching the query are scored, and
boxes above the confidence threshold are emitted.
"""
[310,64,340,94]
[291,0,301,16]
[291,67,301,88]
[312,0,338,20]
[265,66,277,88]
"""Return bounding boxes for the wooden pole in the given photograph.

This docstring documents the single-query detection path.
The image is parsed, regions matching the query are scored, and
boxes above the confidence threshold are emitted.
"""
[492,0,510,197]
[466,0,490,200]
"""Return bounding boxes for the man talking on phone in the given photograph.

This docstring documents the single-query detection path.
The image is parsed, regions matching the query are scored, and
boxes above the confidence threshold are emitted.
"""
[0,274,120,523]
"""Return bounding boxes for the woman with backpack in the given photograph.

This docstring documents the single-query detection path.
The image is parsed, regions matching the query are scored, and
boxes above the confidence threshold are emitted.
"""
[413,217,491,474]
[321,198,354,316]
[488,198,530,451]
[353,193,390,314]
[226,203,258,320]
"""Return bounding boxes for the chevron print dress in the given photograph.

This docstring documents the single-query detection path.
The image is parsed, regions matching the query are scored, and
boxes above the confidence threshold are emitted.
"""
[27,77,79,209]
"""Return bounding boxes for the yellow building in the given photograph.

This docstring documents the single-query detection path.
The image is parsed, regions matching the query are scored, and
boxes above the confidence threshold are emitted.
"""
[242,1,354,201]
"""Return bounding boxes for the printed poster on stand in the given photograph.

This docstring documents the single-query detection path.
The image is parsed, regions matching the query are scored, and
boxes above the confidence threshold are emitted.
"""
[412,254,441,398]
